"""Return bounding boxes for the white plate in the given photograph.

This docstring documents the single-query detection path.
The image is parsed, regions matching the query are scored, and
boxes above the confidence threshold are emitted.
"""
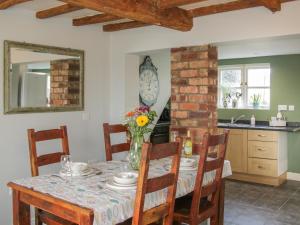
[181,158,196,167]
[179,165,197,171]
[113,172,138,185]
[112,181,136,187]
[106,179,137,190]
[71,162,88,173]
[59,168,93,177]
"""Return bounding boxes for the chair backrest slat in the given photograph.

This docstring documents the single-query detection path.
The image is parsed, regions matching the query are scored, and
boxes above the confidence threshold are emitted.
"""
[37,152,65,167]
[200,181,217,198]
[27,125,70,177]
[190,130,230,218]
[150,142,178,160]
[34,129,63,141]
[132,141,181,225]
[108,124,127,133]
[206,134,227,147]
[204,158,223,172]
[146,173,175,194]
[111,143,130,153]
[142,204,170,225]
[103,123,130,161]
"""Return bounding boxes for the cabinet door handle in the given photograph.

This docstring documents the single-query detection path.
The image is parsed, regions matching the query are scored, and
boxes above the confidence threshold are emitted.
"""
[258,165,265,170]
[257,134,266,137]
[257,148,265,151]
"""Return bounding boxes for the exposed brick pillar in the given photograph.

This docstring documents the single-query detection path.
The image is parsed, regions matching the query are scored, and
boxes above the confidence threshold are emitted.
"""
[170,45,218,144]
[50,59,80,106]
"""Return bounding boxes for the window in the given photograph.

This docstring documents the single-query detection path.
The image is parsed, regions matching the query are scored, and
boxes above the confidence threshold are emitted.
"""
[218,64,271,109]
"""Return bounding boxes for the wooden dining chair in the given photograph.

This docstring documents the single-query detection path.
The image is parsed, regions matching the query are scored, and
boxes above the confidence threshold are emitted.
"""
[131,141,181,225]
[27,125,74,225]
[173,130,230,225]
[103,123,130,161]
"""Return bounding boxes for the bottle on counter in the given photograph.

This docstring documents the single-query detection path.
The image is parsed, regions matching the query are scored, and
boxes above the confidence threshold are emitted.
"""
[183,130,193,157]
[251,114,256,126]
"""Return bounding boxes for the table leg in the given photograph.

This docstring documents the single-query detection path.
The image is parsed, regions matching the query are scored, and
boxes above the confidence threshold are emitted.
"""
[13,190,30,225]
[218,180,225,225]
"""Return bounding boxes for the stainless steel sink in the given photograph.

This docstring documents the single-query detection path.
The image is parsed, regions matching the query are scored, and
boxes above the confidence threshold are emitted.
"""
[218,123,251,128]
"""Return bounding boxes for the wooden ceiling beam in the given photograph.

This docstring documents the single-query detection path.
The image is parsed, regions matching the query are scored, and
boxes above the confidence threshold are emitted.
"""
[104,0,296,32]
[158,0,209,9]
[190,0,293,17]
[255,0,281,12]
[73,14,121,26]
[103,21,150,32]
[190,0,259,17]
[0,0,31,9]
[36,4,82,19]
[60,0,193,31]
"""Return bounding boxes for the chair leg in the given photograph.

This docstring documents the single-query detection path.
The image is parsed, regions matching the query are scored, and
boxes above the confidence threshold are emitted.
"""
[210,215,218,225]
[172,221,181,225]
[218,181,225,225]
[35,208,43,225]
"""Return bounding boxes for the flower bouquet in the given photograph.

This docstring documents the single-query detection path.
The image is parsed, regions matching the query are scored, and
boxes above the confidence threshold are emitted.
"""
[125,106,157,170]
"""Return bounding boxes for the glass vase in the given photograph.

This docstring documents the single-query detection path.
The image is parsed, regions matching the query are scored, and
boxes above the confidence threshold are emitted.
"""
[129,133,144,170]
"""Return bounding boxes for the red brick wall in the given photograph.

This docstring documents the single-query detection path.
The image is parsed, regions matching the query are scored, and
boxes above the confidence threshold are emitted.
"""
[170,45,218,144]
[50,59,80,106]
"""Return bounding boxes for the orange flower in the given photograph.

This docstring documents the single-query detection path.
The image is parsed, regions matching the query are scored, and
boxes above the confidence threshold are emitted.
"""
[126,111,135,117]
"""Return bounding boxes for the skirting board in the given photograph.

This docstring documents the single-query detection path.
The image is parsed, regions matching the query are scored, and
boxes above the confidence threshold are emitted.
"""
[287,172,300,181]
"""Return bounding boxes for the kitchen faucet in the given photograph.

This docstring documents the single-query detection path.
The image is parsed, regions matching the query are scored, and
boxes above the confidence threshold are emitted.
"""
[231,115,245,124]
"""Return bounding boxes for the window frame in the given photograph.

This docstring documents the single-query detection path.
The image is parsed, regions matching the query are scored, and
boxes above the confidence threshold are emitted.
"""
[218,63,271,110]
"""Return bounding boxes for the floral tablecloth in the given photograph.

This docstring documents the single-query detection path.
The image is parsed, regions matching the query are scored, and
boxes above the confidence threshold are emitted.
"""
[13,158,232,225]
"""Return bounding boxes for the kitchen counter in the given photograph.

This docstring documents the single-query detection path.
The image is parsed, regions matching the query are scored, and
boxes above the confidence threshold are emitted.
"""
[218,120,300,132]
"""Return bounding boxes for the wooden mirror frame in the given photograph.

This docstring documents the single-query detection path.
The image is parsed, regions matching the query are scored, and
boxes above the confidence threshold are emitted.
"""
[4,40,84,114]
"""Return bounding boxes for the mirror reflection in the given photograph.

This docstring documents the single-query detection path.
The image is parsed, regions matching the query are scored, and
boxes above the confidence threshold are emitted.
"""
[4,41,84,114]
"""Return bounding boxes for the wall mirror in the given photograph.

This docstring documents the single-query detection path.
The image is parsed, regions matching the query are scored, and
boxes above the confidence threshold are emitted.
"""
[4,40,84,114]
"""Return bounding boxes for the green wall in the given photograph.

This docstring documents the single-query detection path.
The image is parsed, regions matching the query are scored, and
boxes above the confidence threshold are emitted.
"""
[218,54,300,173]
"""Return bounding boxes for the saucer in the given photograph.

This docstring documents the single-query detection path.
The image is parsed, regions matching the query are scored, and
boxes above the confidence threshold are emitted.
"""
[106,179,137,190]
[59,167,93,177]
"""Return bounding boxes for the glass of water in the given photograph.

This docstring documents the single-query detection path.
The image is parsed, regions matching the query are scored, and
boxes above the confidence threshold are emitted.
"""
[61,155,72,175]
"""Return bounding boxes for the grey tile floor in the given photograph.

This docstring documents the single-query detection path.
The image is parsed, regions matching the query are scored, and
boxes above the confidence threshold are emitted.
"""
[224,180,300,225]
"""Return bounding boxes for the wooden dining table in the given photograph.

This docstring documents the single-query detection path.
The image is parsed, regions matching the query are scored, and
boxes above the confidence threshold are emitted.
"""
[8,157,232,225]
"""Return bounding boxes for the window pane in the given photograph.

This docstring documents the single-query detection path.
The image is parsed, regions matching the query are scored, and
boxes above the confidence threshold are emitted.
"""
[220,69,242,88]
[247,88,270,108]
[247,68,270,87]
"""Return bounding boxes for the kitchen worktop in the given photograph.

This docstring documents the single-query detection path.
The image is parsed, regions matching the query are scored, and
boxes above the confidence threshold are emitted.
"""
[218,120,300,132]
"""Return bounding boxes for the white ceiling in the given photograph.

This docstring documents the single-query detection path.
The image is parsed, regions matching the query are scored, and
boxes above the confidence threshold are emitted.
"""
[216,34,300,59]
[137,34,300,60]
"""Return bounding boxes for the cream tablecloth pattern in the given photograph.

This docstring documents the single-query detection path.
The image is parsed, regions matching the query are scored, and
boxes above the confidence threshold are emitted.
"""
[14,158,232,225]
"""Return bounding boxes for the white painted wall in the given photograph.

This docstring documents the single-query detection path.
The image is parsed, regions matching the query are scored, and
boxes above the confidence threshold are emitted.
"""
[0,9,110,225]
[124,54,140,112]
[109,1,300,122]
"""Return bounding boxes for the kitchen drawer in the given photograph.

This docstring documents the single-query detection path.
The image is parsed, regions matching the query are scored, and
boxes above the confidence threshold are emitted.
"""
[248,158,277,177]
[248,141,278,159]
[248,130,278,142]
